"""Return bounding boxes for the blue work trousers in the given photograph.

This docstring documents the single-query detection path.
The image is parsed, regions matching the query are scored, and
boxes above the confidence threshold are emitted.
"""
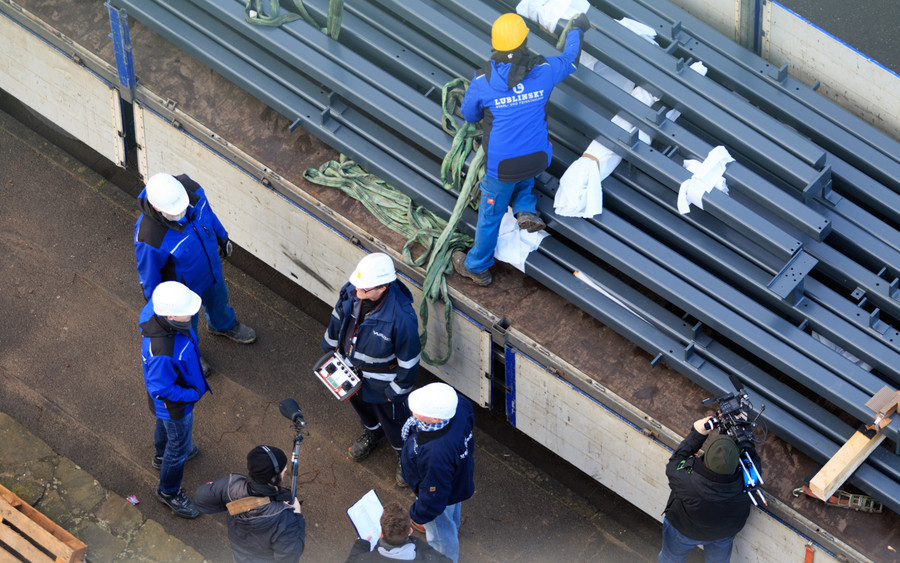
[658,518,735,563]
[190,279,236,334]
[464,176,537,274]
[424,502,462,563]
[154,412,194,495]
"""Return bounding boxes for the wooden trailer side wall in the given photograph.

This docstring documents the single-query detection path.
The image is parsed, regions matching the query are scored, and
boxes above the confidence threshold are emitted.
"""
[670,0,900,141]
[667,0,741,42]
[0,11,124,167]
[763,1,900,141]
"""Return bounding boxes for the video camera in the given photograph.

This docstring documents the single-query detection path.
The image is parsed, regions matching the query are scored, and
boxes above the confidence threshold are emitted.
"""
[702,374,768,506]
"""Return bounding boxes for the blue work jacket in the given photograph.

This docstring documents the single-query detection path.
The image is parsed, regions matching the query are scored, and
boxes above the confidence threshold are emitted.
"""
[320,280,421,403]
[461,29,583,182]
[139,299,210,420]
[134,174,228,300]
[401,397,476,525]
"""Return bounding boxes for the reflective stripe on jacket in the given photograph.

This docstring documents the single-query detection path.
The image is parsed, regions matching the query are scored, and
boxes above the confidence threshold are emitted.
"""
[320,279,420,403]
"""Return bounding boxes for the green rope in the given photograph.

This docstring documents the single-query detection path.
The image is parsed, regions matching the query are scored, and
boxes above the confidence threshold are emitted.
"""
[302,77,484,365]
[327,0,344,40]
[244,0,343,40]
[244,0,310,27]
[303,157,473,366]
[440,78,484,210]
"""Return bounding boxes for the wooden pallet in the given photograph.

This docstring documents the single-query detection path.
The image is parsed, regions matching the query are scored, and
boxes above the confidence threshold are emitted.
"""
[0,484,86,563]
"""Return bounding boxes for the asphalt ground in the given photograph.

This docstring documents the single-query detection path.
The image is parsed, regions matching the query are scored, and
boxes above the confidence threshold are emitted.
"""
[0,103,664,561]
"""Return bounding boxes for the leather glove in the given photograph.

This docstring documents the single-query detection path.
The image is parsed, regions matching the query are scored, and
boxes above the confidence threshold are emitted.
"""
[411,520,426,534]
[570,13,590,33]
[218,238,233,259]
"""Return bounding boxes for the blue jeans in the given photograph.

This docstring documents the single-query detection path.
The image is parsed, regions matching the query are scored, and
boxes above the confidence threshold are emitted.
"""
[465,176,537,274]
[658,518,735,563]
[190,279,236,333]
[154,412,194,495]
[425,502,462,562]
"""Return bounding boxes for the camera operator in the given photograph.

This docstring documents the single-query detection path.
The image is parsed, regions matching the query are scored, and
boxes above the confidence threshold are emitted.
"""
[193,445,305,562]
[659,416,761,563]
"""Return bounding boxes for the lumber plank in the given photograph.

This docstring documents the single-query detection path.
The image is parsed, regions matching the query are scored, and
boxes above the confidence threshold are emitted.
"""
[809,431,887,501]
[0,517,55,563]
[0,486,85,562]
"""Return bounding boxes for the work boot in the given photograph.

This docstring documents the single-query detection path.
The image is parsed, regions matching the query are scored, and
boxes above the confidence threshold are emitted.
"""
[515,211,546,233]
[395,455,408,488]
[155,488,200,519]
[152,444,200,470]
[349,430,380,462]
[208,321,257,344]
[451,251,492,286]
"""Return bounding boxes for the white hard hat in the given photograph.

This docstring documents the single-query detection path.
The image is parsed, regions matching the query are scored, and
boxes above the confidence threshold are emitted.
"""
[146,173,189,215]
[408,383,458,420]
[349,253,397,289]
[152,281,202,317]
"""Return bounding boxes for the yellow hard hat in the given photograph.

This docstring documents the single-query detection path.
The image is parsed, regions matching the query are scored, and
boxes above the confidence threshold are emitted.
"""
[492,13,529,51]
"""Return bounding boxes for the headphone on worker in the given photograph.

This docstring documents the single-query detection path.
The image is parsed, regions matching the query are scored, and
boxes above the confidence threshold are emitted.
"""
[261,445,282,485]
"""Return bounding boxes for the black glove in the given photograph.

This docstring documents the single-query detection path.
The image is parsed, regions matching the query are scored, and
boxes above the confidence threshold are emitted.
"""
[218,238,233,259]
[570,13,590,33]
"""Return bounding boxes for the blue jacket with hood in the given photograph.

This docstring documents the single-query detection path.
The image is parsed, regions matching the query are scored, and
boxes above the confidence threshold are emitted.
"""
[401,396,475,525]
[460,29,583,182]
[320,280,421,403]
[134,174,229,300]
[139,298,210,420]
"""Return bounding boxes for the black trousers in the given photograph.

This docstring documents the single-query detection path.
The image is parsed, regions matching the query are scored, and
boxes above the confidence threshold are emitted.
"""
[349,393,411,451]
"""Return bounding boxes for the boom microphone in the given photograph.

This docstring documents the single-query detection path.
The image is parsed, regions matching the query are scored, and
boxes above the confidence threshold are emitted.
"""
[279,398,305,424]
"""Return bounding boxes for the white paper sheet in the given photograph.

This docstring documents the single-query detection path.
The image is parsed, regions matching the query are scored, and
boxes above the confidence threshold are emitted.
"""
[347,489,384,551]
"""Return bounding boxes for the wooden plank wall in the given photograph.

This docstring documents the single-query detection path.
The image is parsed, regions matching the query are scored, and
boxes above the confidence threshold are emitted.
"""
[0,11,124,166]
[763,2,900,142]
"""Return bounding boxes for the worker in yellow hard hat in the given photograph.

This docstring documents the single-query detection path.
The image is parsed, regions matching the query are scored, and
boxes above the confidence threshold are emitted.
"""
[452,12,590,286]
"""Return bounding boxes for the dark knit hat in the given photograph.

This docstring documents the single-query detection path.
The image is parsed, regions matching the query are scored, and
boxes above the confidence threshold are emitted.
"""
[247,445,287,484]
[703,435,739,475]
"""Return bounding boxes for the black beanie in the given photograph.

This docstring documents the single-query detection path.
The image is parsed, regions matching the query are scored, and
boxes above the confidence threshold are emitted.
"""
[703,435,739,475]
[247,445,287,484]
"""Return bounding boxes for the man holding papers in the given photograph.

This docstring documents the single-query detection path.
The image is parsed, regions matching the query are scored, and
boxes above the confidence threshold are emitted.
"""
[346,501,450,561]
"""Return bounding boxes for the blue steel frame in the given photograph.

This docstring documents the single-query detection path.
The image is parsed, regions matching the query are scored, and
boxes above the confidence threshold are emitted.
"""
[105,3,135,101]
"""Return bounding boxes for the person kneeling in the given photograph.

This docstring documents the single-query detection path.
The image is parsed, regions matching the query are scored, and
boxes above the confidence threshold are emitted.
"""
[194,445,305,562]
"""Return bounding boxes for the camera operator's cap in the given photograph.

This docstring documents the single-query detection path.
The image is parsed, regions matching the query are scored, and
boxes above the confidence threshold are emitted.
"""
[350,252,397,289]
[247,445,287,484]
[704,434,740,475]
[492,13,529,51]
[151,281,202,317]
[145,173,189,215]
[408,382,458,420]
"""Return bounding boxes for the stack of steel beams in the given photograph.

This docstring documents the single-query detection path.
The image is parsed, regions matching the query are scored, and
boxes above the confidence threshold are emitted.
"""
[110,0,900,512]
